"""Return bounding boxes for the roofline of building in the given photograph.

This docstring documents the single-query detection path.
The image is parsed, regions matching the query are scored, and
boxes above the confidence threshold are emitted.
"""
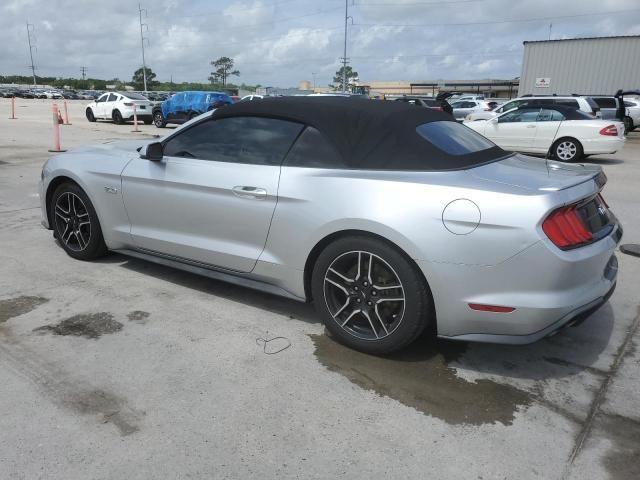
[523,34,640,45]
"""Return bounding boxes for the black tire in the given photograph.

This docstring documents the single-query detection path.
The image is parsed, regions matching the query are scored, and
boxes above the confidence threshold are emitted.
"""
[153,111,166,128]
[112,109,124,125]
[85,108,96,122]
[51,182,107,261]
[552,137,583,162]
[623,116,634,134]
[311,235,432,354]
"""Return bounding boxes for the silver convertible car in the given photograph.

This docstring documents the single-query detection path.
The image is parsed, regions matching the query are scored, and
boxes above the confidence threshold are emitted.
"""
[40,97,622,353]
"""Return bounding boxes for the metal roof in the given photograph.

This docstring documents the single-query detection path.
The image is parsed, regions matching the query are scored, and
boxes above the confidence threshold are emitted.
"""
[523,35,640,45]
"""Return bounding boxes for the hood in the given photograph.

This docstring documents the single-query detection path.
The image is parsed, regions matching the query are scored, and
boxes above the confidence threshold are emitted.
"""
[68,139,154,155]
[469,154,604,192]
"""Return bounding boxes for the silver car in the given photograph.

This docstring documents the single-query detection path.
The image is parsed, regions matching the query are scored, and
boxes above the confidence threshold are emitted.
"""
[39,97,621,353]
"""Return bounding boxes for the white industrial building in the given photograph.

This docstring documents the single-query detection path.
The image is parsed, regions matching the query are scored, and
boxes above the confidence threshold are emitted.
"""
[518,35,640,96]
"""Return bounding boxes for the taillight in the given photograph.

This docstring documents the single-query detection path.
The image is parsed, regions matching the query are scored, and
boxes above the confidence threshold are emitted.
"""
[543,204,593,249]
[599,125,618,136]
[123,102,133,106]
[469,303,515,313]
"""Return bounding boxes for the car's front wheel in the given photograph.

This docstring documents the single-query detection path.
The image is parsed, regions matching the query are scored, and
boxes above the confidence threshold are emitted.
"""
[51,183,107,261]
[85,108,96,122]
[153,111,166,128]
[311,235,432,354]
[553,137,583,162]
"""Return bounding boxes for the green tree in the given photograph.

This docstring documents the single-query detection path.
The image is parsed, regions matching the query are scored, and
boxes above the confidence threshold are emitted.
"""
[132,67,157,91]
[208,57,239,88]
[330,65,358,92]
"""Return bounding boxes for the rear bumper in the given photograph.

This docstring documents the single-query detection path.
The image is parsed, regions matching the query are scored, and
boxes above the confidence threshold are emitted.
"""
[582,137,625,155]
[440,276,616,345]
[421,223,621,343]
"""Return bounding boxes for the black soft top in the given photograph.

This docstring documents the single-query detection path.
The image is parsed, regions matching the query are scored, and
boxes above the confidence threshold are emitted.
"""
[516,103,594,120]
[212,96,505,171]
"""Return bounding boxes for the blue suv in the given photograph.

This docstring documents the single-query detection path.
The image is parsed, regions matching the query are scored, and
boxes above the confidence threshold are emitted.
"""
[153,91,234,128]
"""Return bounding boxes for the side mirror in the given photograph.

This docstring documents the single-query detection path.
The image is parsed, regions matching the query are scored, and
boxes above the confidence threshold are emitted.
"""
[143,142,164,161]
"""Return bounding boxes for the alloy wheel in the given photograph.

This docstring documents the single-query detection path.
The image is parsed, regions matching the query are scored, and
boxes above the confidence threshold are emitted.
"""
[54,192,92,252]
[556,141,577,161]
[323,250,405,341]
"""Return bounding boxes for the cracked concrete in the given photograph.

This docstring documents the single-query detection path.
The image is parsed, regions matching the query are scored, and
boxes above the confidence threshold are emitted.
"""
[0,98,639,479]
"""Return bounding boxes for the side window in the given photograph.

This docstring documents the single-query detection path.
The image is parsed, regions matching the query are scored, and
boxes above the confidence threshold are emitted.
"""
[498,109,540,123]
[537,109,565,122]
[283,126,346,168]
[593,98,617,108]
[163,116,303,165]
[554,99,579,108]
[96,94,108,103]
[107,93,117,102]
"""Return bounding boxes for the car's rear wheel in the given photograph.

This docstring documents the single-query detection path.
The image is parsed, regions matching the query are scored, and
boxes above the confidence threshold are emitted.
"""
[112,109,124,125]
[553,137,583,162]
[153,111,166,128]
[623,116,634,134]
[51,183,107,261]
[85,108,96,122]
[311,235,432,354]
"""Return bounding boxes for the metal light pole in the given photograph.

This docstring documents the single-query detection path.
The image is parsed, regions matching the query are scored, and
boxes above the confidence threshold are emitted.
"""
[26,23,37,85]
[342,0,348,93]
[138,3,148,93]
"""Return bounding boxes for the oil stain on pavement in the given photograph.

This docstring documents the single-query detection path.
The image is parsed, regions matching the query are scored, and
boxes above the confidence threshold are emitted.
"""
[311,334,532,426]
[127,310,150,324]
[65,388,141,436]
[0,296,49,323]
[34,312,123,339]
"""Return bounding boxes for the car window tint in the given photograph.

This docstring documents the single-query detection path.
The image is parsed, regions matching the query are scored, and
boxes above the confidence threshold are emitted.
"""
[283,126,346,168]
[498,108,539,123]
[624,101,638,107]
[96,94,107,103]
[163,116,303,165]
[538,109,565,121]
[416,121,495,156]
[107,93,117,102]
[593,97,617,108]
[554,99,579,108]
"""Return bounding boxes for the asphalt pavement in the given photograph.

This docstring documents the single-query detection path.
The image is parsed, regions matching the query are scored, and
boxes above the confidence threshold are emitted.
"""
[0,98,639,480]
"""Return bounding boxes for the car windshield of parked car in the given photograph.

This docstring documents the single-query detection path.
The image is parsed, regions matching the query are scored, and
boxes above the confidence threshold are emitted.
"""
[416,121,496,156]
[123,93,149,100]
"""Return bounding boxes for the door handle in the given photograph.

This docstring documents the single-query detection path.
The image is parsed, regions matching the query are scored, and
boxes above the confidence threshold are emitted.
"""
[526,125,536,128]
[232,186,267,200]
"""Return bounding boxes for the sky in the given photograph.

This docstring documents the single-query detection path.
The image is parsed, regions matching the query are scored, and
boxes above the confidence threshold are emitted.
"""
[1,0,639,87]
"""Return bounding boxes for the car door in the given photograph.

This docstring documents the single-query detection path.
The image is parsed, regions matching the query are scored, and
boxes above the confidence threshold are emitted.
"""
[101,93,118,119]
[532,108,565,153]
[94,93,109,117]
[483,108,541,150]
[452,101,476,120]
[120,116,304,272]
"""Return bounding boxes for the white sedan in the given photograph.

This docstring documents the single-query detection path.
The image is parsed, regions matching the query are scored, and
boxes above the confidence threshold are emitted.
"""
[85,92,153,125]
[465,106,625,162]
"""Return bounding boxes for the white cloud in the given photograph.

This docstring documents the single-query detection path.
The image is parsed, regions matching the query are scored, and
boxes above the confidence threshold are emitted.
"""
[0,0,637,86]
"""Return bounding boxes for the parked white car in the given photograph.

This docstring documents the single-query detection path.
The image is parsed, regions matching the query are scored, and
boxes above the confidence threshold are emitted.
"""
[464,95,599,122]
[85,92,153,124]
[44,90,63,99]
[450,100,494,121]
[466,105,625,162]
[624,98,640,132]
